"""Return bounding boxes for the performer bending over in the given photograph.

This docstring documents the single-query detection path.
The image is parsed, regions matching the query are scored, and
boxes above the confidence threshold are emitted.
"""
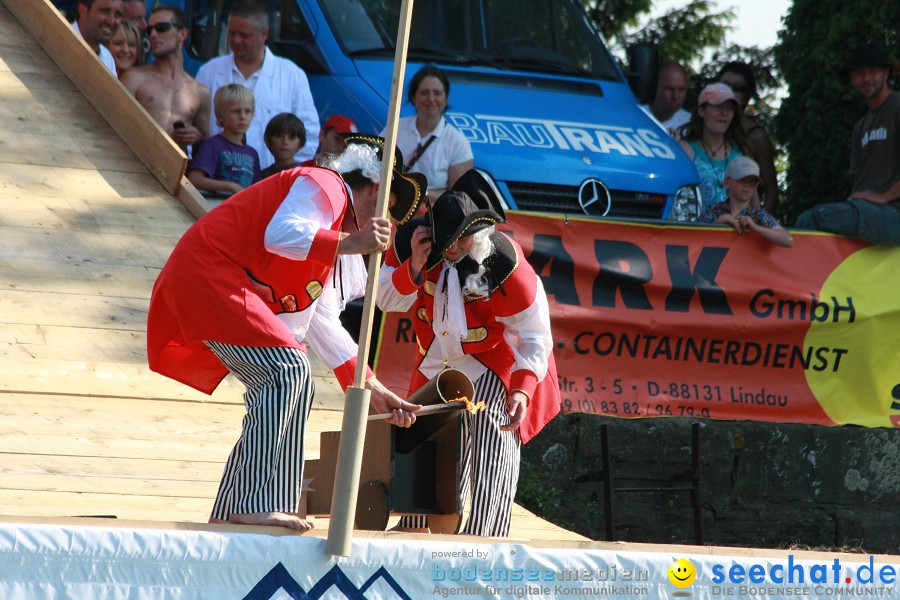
[147,138,426,531]
[377,171,561,537]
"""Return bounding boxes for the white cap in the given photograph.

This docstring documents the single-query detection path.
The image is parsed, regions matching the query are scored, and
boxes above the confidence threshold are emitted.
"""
[725,156,760,181]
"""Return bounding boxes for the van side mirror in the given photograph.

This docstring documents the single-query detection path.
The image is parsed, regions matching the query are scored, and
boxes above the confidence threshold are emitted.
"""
[627,43,659,105]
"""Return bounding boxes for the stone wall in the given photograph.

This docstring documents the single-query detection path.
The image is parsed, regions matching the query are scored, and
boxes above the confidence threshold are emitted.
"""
[518,414,900,553]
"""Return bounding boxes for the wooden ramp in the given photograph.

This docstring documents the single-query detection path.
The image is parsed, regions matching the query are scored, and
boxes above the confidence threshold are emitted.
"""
[0,0,585,543]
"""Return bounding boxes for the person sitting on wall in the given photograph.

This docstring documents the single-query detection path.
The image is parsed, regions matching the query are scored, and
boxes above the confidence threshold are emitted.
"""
[794,43,900,246]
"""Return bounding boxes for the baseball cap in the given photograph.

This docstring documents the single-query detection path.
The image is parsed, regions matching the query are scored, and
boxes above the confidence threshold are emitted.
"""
[725,156,760,181]
[698,83,739,107]
[321,114,358,134]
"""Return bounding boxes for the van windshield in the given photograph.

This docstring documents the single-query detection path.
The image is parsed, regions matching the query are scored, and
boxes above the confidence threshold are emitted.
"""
[319,0,622,80]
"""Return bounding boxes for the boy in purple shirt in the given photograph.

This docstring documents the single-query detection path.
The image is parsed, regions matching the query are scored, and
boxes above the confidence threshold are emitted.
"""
[189,84,261,194]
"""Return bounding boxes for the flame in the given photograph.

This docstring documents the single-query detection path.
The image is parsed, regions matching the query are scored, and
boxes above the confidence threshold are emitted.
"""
[449,396,486,414]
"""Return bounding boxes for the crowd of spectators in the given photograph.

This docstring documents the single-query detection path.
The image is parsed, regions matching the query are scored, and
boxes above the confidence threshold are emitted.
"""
[73,1,897,246]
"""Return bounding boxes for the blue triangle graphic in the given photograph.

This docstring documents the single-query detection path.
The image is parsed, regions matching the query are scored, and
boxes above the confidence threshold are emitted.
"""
[242,562,413,600]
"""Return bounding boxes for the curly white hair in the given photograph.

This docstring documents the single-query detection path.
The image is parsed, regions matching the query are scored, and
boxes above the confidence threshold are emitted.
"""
[320,143,382,183]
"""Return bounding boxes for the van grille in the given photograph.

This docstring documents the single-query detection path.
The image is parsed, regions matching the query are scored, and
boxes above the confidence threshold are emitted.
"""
[505,182,667,219]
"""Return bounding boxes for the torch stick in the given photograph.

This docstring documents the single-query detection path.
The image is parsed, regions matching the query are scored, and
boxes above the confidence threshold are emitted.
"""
[324,0,416,558]
[367,401,469,421]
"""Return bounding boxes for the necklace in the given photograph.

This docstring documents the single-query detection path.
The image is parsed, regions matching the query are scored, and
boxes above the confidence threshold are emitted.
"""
[698,142,730,192]
[700,138,727,159]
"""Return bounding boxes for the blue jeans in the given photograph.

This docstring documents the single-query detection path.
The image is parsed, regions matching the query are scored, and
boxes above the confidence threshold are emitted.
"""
[794,197,900,245]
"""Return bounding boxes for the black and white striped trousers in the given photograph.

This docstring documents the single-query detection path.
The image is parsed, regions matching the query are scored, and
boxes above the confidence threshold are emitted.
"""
[204,341,314,521]
[400,369,521,537]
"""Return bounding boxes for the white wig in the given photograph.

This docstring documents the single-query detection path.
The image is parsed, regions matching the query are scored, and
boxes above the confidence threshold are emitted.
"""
[320,143,382,183]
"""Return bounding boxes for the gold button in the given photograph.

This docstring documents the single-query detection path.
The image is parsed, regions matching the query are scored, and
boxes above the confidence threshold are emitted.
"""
[442,331,448,336]
[443,360,448,364]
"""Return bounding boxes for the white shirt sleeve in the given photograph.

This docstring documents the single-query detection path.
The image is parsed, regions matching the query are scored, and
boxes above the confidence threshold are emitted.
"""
[495,278,553,380]
[264,176,334,260]
[376,264,418,312]
[305,281,360,371]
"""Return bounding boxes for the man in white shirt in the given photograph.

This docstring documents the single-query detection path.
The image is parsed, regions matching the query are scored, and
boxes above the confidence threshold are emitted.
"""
[641,60,691,138]
[71,0,123,75]
[196,1,320,169]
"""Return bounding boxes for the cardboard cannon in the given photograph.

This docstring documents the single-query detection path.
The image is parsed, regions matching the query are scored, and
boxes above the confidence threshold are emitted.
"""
[303,368,475,533]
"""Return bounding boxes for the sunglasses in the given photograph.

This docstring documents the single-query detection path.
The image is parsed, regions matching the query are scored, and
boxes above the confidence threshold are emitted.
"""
[146,22,178,35]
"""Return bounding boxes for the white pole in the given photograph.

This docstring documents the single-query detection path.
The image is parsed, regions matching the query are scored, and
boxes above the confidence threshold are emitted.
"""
[325,0,417,558]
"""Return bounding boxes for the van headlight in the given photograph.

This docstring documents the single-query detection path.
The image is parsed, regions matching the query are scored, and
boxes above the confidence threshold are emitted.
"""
[669,185,701,221]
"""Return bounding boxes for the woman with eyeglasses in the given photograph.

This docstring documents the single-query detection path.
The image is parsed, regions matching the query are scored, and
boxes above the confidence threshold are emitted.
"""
[678,83,751,212]
[716,61,780,213]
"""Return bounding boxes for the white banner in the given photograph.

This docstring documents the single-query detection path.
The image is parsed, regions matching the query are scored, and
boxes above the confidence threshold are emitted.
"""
[0,523,896,599]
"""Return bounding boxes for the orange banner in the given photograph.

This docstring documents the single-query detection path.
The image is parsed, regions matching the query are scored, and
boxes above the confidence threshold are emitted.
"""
[374,213,900,428]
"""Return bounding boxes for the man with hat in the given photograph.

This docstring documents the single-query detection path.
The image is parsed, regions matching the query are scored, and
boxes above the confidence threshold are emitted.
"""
[147,137,425,532]
[377,171,561,537]
[795,42,900,245]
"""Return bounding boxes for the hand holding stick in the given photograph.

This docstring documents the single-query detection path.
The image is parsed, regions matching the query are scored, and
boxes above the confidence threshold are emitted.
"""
[368,397,485,421]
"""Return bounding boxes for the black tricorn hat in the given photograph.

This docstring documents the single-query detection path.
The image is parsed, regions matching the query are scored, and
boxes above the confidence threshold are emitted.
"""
[341,133,428,225]
[842,42,898,75]
[427,170,506,268]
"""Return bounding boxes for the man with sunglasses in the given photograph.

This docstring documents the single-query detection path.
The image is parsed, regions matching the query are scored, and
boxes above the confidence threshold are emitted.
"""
[71,0,123,75]
[121,6,210,151]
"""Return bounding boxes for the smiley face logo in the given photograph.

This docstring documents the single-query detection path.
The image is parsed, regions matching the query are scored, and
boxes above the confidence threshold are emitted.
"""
[668,558,697,588]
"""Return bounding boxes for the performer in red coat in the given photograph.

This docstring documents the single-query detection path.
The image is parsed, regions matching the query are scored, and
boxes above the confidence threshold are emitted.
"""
[147,138,426,531]
[377,171,561,537]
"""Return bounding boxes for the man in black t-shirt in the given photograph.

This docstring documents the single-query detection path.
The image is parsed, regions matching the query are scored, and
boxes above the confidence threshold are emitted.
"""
[795,43,900,245]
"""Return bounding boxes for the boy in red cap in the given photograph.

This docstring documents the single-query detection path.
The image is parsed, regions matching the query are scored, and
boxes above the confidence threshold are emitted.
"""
[301,114,359,166]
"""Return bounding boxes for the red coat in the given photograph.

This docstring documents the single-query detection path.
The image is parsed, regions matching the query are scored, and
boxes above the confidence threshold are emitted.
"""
[147,167,349,394]
[386,232,561,443]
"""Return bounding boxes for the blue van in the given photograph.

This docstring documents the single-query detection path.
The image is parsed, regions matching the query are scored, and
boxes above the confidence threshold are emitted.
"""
[70,0,702,220]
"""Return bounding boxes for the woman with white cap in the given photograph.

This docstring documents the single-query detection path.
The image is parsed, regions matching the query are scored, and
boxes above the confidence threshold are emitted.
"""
[377,170,561,537]
[678,83,751,212]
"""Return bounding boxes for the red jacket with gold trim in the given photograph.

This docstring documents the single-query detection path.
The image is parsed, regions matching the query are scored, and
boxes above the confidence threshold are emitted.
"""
[147,167,359,394]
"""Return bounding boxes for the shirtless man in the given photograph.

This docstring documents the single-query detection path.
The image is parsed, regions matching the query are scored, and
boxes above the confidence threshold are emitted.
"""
[121,6,210,150]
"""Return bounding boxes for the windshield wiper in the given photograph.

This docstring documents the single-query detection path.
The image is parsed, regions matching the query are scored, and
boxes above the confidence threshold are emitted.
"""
[349,45,508,70]
[491,56,592,77]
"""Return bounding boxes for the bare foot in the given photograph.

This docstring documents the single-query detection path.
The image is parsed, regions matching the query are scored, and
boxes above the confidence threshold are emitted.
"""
[390,526,430,533]
[228,512,314,532]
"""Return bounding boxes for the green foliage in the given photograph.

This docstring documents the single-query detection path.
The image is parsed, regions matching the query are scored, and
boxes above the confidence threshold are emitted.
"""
[581,0,653,42]
[622,1,733,69]
[774,0,900,223]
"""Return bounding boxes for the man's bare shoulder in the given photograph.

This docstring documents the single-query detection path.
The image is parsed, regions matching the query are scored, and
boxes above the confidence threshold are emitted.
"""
[120,64,156,93]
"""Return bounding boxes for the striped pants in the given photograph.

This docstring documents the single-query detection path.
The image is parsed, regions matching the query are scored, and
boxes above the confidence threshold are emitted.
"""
[204,342,314,521]
[400,370,521,537]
